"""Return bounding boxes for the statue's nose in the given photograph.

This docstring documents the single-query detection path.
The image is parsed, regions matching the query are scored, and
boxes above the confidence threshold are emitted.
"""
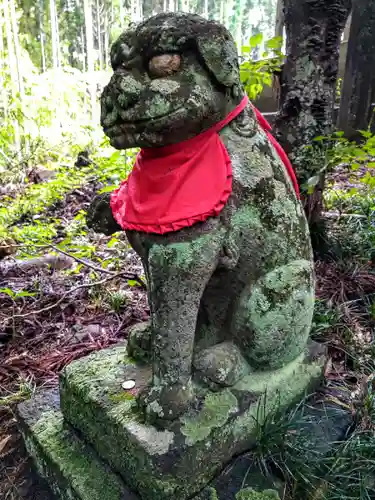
[100,88,119,129]
[102,71,143,114]
[117,73,143,109]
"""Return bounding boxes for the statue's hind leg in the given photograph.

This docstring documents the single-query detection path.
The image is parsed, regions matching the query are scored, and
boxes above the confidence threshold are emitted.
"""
[193,259,314,387]
[232,259,315,371]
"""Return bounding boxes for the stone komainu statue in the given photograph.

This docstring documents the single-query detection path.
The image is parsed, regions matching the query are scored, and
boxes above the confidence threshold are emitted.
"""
[89,12,315,424]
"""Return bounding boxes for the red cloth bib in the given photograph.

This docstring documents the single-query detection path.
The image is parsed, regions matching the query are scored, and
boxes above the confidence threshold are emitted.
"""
[110,97,299,235]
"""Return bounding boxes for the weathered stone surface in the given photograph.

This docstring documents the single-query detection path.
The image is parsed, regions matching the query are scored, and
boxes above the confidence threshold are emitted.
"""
[15,387,283,500]
[288,399,353,458]
[92,12,317,424]
[16,388,137,500]
[127,321,152,363]
[59,342,326,500]
[16,374,351,500]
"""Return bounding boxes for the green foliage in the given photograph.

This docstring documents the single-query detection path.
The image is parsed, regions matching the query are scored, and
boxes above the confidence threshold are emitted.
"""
[326,211,375,262]
[205,487,219,500]
[250,394,309,479]
[302,125,375,261]
[0,62,107,182]
[95,142,137,191]
[1,170,84,224]
[0,142,134,262]
[240,34,283,100]
[0,169,86,255]
[306,126,375,190]
[318,431,375,500]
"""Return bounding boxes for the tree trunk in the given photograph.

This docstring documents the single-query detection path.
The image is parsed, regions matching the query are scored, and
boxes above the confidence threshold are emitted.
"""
[120,0,125,26]
[137,0,143,19]
[38,0,46,72]
[104,10,109,69]
[81,25,86,71]
[130,0,142,20]
[55,4,61,64]
[96,0,103,70]
[337,0,375,139]
[3,0,21,158]
[49,0,59,68]
[83,0,96,121]
[219,0,224,23]
[275,0,284,38]
[273,0,351,252]
[223,0,233,28]
[9,0,29,154]
[203,0,208,18]
[181,0,189,12]
[343,12,351,41]
[9,0,25,103]
[0,3,6,115]
[143,0,153,18]
[233,0,243,52]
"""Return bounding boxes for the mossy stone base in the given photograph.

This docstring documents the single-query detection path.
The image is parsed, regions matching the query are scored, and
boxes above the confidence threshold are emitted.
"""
[59,341,327,500]
[16,388,137,500]
[16,388,286,500]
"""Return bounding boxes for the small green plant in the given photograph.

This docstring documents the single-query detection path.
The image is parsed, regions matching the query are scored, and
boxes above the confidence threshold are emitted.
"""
[205,487,219,500]
[336,77,343,102]
[0,375,36,406]
[95,144,137,192]
[249,393,313,483]
[310,300,346,340]
[0,287,36,337]
[0,288,36,300]
[106,290,128,313]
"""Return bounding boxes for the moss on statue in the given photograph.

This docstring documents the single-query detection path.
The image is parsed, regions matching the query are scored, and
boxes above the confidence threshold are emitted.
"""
[236,488,280,500]
[22,409,132,500]
[87,11,318,424]
[181,390,238,445]
[57,342,325,500]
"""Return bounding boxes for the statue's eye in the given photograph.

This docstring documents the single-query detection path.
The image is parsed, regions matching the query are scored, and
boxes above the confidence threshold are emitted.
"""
[148,54,181,77]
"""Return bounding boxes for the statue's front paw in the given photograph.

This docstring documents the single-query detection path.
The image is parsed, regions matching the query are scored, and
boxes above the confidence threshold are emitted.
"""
[127,321,152,363]
[138,380,194,423]
[86,193,122,235]
[193,341,248,387]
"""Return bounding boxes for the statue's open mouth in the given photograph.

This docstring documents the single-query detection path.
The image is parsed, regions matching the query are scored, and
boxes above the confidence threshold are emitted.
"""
[103,106,185,138]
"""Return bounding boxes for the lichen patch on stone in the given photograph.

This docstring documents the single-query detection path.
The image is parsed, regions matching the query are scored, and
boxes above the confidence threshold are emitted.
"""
[181,390,238,445]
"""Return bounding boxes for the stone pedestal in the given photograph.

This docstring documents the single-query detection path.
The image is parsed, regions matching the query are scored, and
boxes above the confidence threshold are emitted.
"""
[17,341,327,500]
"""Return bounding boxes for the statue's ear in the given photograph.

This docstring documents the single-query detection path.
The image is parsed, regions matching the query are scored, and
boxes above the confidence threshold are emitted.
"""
[195,32,240,88]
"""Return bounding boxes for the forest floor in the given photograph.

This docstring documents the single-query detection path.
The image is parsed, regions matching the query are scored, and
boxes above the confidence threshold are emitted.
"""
[1,163,375,499]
